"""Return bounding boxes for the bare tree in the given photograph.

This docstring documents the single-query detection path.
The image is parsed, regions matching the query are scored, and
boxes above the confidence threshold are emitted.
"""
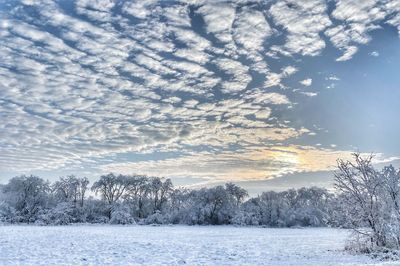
[225,182,248,207]
[382,165,400,216]
[334,153,400,251]
[91,173,130,218]
[53,176,89,207]
[124,175,150,218]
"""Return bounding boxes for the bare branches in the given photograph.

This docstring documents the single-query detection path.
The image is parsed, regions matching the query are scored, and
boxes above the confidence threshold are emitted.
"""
[335,153,400,251]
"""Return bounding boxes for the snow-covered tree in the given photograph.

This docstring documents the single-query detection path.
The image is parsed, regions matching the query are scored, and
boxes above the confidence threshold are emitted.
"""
[53,176,89,207]
[225,182,248,207]
[91,173,131,219]
[6,163,396,232]
[335,153,400,252]
[2,175,50,223]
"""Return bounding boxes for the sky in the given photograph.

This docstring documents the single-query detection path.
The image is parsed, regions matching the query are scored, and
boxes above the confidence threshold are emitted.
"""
[0,0,400,194]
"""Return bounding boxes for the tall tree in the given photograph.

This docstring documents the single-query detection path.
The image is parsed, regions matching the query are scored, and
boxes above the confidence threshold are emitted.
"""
[91,173,130,218]
[53,175,89,207]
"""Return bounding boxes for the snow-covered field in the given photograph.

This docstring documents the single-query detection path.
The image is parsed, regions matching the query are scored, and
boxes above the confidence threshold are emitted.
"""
[0,225,397,266]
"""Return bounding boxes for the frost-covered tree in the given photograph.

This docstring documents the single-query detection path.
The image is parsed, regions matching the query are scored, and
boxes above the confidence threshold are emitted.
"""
[381,166,400,248]
[2,175,50,223]
[233,187,332,227]
[335,153,400,252]
[381,165,400,217]
[259,191,286,226]
[4,167,390,229]
[83,196,110,223]
[225,182,248,207]
[233,197,263,226]
[288,187,331,227]
[53,176,89,207]
[179,185,238,225]
[123,175,151,218]
[335,154,383,246]
[149,177,173,213]
[92,174,130,205]
[91,173,130,218]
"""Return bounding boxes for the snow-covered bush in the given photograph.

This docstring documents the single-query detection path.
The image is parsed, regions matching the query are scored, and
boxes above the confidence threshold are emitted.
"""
[144,211,166,225]
[0,201,16,223]
[110,205,135,224]
[36,202,76,225]
[232,211,259,226]
[83,198,109,223]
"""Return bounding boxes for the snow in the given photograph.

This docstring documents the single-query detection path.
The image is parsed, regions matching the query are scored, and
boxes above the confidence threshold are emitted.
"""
[0,225,397,265]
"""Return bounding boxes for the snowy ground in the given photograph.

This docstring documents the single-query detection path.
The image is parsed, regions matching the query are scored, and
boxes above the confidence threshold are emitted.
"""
[0,225,398,266]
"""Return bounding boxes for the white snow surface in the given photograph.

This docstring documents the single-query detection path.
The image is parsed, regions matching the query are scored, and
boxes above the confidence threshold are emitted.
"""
[0,225,397,265]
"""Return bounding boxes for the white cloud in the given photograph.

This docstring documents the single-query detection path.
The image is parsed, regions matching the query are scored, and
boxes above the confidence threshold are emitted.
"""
[254,108,272,120]
[335,46,358,62]
[300,92,318,97]
[245,90,291,105]
[326,75,340,81]
[213,58,251,93]
[174,48,210,64]
[99,145,395,183]
[369,51,379,57]
[233,8,272,51]
[197,3,236,43]
[122,0,158,19]
[269,0,331,56]
[0,0,398,182]
[332,0,386,24]
[326,0,400,61]
[300,78,312,86]
[265,66,298,88]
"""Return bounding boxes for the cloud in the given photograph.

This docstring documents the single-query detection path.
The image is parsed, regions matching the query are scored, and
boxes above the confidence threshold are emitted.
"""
[332,0,386,23]
[197,3,236,43]
[213,58,251,93]
[122,0,158,19]
[254,108,272,120]
[326,0,400,61]
[269,0,331,56]
[300,78,312,86]
[265,66,298,88]
[99,145,397,184]
[244,91,291,105]
[233,8,272,51]
[326,75,340,81]
[300,92,318,97]
[336,46,358,62]
[369,51,379,57]
[0,0,398,184]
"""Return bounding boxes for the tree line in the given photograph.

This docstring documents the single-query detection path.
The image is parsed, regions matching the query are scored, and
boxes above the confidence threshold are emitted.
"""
[1,153,399,253]
[0,173,336,227]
